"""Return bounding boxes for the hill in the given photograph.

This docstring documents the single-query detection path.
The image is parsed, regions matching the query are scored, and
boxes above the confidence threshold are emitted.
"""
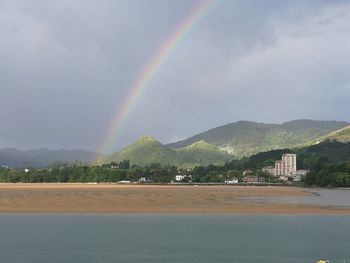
[100,136,182,167]
[312,125,350,143]
[177,140,233,166]
[0,148,101,168]
[99,136,233,167]
[167,119,349,157]
[233,140,350,171]
[220,140,350,179]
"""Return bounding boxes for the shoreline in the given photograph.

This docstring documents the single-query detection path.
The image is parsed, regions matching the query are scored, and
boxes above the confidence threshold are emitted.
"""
[0,184,349,214]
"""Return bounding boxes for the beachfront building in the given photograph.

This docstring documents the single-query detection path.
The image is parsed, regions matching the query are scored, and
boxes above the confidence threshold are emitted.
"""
[282,153,297,175]
[225,177,238,184]
[175,175,186,181]
[243,176,265,184]
[274,160,283,176]
[175,174,192,182]
[261,153,308,182]
[138,177,147,183]
[274,153,296,176]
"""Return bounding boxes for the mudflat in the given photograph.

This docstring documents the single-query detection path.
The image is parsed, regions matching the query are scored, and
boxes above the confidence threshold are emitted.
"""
[0,184,349,214]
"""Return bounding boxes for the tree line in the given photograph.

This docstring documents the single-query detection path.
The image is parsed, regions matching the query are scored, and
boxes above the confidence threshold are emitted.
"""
[0,140,349,186]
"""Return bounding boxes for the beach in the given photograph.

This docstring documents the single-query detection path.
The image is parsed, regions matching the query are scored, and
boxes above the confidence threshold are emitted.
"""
[0,184,349,214]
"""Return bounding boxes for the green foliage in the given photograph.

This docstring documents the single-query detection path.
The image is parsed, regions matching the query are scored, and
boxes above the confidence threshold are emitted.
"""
[0,163,178,184]
[99,136,233,168]
[101,159,130,169]
[167,120,349,158]
[313,125,350,143]
[1,140,349,186]
[176,140,232,166]
[304,161,350,187]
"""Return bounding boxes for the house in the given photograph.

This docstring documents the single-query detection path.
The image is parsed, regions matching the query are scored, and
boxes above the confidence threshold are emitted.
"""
[175,174,192,182]
[175,175,185,181]
[243,175,266,184]
[138,177,147,183]
[225,177,238,184]
[118,180,131,184]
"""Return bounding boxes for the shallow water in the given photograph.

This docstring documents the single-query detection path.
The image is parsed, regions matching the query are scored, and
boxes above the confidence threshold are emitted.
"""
[0,214,349,263]
[242,188,350,208]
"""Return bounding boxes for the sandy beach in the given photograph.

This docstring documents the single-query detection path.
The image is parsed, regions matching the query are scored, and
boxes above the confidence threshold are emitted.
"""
[0,184,349,214]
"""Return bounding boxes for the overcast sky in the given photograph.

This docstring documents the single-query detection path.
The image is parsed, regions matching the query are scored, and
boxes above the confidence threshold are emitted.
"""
[1,0,350,152]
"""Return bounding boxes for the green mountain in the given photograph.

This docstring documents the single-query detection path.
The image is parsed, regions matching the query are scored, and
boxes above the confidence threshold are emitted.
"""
[167,119,349,157]
[312,125,350,143]
[99,136,233,167]
[100,136,181,167]
[241,140,350,171]
[177,140,232,166]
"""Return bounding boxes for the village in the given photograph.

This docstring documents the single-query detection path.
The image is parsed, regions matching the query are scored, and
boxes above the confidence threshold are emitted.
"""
[173,153,309,185]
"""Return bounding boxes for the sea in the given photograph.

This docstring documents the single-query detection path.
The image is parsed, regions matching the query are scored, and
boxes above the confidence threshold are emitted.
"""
[0,214,349,263]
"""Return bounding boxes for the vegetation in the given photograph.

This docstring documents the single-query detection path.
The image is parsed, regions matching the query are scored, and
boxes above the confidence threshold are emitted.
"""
[0,161,178,184]
[298,140,350,187]
[2,120,349,170]
[176,140,233,166]
[167,119,349,157]
[99,136,233,168]
[303,161,350,187]
[312,124,350,144]
[1,140,349,186]
[191,140,350,185]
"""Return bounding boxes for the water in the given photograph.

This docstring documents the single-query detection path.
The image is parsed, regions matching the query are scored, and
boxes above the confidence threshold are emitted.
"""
[0,214,349,263]
[242,188,350,208]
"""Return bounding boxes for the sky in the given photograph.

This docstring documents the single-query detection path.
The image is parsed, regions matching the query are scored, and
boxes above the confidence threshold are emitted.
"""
[1,0,350,152]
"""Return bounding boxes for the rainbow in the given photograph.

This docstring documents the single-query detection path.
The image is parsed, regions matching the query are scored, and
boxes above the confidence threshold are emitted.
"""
[97,0,217,155]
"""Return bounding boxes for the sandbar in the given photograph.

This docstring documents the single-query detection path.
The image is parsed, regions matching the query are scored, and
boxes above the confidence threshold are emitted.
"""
[0,184,349,214]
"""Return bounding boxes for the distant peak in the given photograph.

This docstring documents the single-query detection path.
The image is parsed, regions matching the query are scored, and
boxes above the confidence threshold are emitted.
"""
[133,136,160,145]
[235,120,255,124]
[138,135,156,141]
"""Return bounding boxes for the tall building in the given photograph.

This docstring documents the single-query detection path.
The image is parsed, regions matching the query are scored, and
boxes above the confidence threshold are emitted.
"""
[274,153,296,176]
[274,160,283,176]
[282,153,296,175]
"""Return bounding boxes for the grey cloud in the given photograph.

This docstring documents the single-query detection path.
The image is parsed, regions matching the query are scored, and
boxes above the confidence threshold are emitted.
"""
[0,0,349,152]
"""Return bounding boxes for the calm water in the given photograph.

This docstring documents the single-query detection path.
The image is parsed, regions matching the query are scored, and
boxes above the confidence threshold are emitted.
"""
[242,188,350,208]
[0,214,349,263]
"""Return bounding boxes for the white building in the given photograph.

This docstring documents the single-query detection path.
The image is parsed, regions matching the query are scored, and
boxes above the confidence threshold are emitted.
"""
[225,178,238,184]
[175,174,192,182]
[274,160,283,176]
[275,154,296,176]
[138,177,147,183]
[175,175,185,182]
[282,153,297,175]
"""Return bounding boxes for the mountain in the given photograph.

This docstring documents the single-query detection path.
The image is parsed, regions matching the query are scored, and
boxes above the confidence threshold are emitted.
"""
[312,124,350,143]
[167,119,349,157]
[0,148,101,168]
[177,140,233,166]
[99,136,233,167]
[100,136,181,167]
